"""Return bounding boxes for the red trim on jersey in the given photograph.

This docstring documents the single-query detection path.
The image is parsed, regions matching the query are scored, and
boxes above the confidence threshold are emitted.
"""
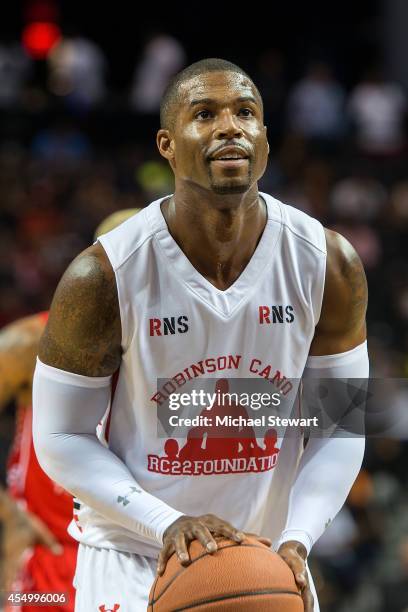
[104,368,120,444]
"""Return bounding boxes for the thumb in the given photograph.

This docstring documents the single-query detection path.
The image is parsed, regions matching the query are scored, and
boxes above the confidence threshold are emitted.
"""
[279,551,307,590]
[295,570,307,589]
[288,561,307,590]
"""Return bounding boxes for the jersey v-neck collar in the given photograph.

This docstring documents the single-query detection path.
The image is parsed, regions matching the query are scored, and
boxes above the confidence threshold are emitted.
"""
[146,193,283,318]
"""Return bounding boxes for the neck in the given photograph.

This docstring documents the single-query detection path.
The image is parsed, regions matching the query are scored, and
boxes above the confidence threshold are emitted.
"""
[161,182,267,290]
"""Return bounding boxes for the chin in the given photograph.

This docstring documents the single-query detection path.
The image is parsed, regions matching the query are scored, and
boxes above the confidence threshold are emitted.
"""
[211,182,250,195]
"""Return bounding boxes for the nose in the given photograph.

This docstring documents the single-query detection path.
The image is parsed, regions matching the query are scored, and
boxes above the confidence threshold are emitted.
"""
[214,109,243,140]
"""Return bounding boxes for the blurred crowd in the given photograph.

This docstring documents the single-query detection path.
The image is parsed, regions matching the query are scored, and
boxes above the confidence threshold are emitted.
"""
[1,30,408,612]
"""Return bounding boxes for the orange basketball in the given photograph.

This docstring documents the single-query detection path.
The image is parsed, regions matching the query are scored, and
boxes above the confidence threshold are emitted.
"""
[148,536,303,611]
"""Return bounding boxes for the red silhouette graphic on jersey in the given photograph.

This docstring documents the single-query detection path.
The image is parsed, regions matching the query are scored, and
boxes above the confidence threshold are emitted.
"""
[148,379,279,475]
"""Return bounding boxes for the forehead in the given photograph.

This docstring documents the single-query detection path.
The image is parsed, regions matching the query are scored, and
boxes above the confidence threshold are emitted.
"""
[179,71,258,106]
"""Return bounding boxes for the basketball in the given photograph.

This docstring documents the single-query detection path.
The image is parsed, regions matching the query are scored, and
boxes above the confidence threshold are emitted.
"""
[148,536,303,611]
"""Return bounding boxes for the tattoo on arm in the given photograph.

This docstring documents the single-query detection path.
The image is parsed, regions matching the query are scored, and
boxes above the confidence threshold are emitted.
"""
[311,230,367,354]
[39,244,122,376]
[340,248,368,329]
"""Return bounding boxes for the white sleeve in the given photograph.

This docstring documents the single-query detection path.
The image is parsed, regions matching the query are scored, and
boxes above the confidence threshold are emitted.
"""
[32,358,183,547]
[277,341,368,555]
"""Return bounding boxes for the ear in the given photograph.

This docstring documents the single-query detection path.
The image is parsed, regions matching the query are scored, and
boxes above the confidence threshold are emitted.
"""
[157,129,175,164]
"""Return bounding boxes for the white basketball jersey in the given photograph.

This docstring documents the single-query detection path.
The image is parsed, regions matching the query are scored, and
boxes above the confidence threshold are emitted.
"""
[70,193,327,557]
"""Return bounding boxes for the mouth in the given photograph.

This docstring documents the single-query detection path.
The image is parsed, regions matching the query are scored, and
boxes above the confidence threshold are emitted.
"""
[209,148,249,167]
[211,159,248,169]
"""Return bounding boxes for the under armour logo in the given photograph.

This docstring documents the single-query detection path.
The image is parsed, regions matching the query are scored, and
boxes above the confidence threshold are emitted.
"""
[117,486,141,506]
[99,604,120,612]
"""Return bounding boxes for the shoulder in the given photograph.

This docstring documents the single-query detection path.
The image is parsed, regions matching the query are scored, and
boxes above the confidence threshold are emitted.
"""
[46,242,117,325]
[262,193,326,255]
[0,314,47,396]
[310,228,367,353]
[98,201,160,271]
[0,313,46,352]
[324,228,367,301]
[39,243,121,376]
[52,242,116,299]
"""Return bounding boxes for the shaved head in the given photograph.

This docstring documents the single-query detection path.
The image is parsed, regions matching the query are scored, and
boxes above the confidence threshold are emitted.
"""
[160,58,262,130]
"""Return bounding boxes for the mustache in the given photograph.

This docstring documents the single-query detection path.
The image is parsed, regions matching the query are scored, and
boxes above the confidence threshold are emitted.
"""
[206,142,251,161]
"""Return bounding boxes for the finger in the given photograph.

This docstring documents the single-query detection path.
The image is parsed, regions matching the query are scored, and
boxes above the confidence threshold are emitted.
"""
[243,532,272,547]
[174,531,190,565]
[203,515,241,541]
[302,587,314,612]
[294,569,308,590]
[157,543,173,576]
[216,525,245,543]
[279,555,307,589]
[257,538,272,546]
[192,523,218,552]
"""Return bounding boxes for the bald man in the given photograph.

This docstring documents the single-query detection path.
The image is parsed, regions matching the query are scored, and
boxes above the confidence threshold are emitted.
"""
[34,58,368,612]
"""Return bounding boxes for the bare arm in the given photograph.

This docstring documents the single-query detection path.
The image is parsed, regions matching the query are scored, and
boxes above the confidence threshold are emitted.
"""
[278,229,368,612]
[0,315,45,410]
[309,228,368,355]
[0,485,62,590]
[34,243,188,549]
[0,485,15,521]
[39,242,122,375]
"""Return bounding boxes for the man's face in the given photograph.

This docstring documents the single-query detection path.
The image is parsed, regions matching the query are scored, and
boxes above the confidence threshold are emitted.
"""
[163,71,268,196]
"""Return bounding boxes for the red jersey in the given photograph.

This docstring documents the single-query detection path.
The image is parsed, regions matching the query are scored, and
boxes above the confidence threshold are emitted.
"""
[6,311,73,543]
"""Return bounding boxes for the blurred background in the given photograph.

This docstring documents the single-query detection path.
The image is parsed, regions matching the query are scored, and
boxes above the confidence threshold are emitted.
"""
[1,0,408,610]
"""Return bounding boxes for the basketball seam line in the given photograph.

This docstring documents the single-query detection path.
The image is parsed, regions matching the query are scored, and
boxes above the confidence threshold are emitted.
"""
[150,542,266,604]
[149,542,293,605]
[172,588,302,611]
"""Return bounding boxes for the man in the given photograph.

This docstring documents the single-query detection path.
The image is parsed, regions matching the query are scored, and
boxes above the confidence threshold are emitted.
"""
[33,59,368,612]
[0,210,139,611]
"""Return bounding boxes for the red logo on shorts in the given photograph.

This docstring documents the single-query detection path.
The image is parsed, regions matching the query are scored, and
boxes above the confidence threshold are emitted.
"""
[99,605,120,612]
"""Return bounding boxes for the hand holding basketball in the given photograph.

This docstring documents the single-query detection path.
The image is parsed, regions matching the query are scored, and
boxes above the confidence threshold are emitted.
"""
[278,540,314,612]
[157,513,271,575]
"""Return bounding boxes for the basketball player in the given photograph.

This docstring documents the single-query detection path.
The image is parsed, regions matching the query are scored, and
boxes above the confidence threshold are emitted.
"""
[0,210,139,611]
[33,59,368,612]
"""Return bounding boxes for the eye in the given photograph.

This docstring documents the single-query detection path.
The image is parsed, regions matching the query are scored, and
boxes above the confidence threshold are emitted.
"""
[238,108,254,117]
[195,110,212,120]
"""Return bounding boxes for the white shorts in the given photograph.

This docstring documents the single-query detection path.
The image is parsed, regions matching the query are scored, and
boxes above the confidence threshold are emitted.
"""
[73,543,320,612]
